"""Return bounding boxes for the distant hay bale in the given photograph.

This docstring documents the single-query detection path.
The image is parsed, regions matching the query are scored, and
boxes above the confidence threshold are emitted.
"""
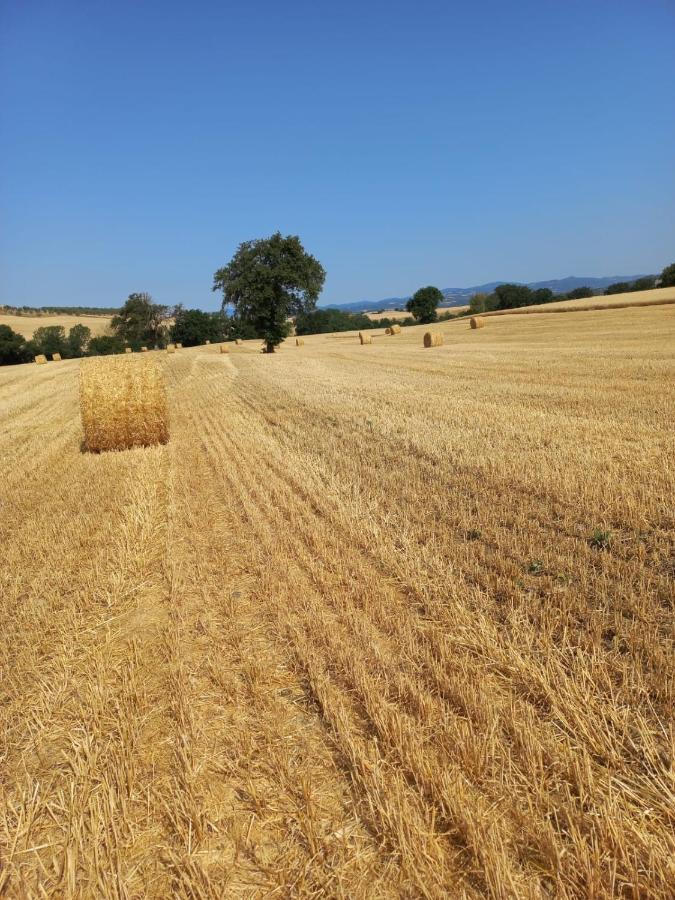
[219,344,229,353]
[35,354,47,365]
[79,355,169,453]
[204,340,210,344]
[125,347,132,354]
[296,337,305,346]
[385,327,392,335]
[166,343,176,354]
[175,342,183,349]
[235,339,242,345]
[141,346,148,352]
[470,317,485,329]
[51,353,62,361]
[423,332,443,348]
[390,323,402,334]
[359,332,373,345]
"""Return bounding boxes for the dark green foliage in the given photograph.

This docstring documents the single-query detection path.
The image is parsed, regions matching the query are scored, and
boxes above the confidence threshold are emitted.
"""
[632,276,656,291]
[31,326,68,358]
[406,286,443,323]
[295,308,372,335]
[531,288,554,305]
[566,287,594,300]
[0,324,30,365]
[494,283,534,309]
[67,324,91,357]
[660,262,675,287]
[87,335,125,355]
[213,232,325,353]
[589,528,612,550]
[605,282,633,295]
[111,293,168,348]
[171,307,228,347]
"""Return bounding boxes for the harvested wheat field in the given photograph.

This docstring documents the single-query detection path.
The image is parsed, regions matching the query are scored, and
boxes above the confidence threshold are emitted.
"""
[0,306,673,898]
[0,312,113,340]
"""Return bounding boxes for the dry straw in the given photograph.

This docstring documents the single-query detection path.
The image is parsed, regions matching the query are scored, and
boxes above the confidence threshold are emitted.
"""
[390,323,402,334]
[235,339,243,345]
[296,337,305,346]
[125,347,132,354]
[385,327,392,335]
[470,317,485,329]
[359,332,373,345]
[423,332,443,348]
[141,346,148,352]
[219,344,229,354]
[35,354,47,365]
[167,344,176,354]
[205,340,210,344]
[79,354,169,453]
[52,353,62,361]
[175,342,183,349]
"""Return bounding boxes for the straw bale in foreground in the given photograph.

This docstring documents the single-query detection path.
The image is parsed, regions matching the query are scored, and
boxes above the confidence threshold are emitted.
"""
[470,317,485,329]
[423,332,443,348]
[390,323,402,334]
[359,332,373,345]
[79,354,169,452]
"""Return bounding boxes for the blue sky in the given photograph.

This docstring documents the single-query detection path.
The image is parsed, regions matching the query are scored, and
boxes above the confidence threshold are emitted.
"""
[1,0,674,310]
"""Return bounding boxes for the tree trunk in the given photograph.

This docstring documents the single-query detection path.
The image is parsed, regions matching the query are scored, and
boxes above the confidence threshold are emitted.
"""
[265,341,275,354]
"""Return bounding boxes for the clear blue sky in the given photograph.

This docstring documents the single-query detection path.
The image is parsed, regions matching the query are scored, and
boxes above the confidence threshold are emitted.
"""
[1,0,674,310]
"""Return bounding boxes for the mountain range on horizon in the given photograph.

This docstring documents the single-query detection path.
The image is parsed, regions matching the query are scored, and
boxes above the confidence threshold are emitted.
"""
[324,274,649,313]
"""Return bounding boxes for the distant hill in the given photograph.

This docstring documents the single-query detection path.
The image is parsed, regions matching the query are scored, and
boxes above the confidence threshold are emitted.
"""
[326,275,649,313]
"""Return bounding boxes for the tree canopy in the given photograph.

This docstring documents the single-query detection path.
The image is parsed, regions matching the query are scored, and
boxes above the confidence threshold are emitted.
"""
[406,286,443,323]
[658,263,675,287]
[111,293,168,348]
[170,307,228,347]
[213,232,325,353]
[0,324,29,365]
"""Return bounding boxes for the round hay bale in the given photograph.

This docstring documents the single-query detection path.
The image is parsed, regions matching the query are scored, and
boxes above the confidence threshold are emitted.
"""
[359,332,373,345]
[470,316,485,329]
[141,346,148,352]
[166,344,176,354]
[204,340,210,344]
[175,342,183,349]
[423,332,443,348]
[79,355,169,453]
[385,327,392,335]
[51,353,62,362]
[295,337,305,346]
[390,323,402,334]
[219,344,229,354]
[35,354,47,365]
[125,347,132,354]
[235,339,243,345]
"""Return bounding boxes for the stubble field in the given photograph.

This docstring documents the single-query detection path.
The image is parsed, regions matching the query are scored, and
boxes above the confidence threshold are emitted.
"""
[0,306,673,898]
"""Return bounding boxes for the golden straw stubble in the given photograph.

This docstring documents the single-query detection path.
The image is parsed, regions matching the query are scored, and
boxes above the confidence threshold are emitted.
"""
[423,332,443,347]
[79,355,169,452]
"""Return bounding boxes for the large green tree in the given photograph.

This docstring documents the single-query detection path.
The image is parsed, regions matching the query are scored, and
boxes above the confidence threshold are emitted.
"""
[658,263,675,287]
[494,283,534,309]
[406,285,443,323]
[213,232,326,353]
[0,324,29,365]
[111,293,168,348]
[67,324,91,357]
[31,325,68,358]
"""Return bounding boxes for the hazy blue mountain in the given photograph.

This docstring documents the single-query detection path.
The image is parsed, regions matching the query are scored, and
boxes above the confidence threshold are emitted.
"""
[325,275,648,313]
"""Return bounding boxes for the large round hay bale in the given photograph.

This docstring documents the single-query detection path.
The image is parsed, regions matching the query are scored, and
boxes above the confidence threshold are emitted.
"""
[359,331,373,345]
[235,339,242,345]
[79,355,169,453]
[423,332,443,348]
[35,354,47,365]
[390,323,402,334]
[219,344,229,354]
[51,353,62,362]
[166,344,176,354]
[470,317,485,329]
[295,337,305,346]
